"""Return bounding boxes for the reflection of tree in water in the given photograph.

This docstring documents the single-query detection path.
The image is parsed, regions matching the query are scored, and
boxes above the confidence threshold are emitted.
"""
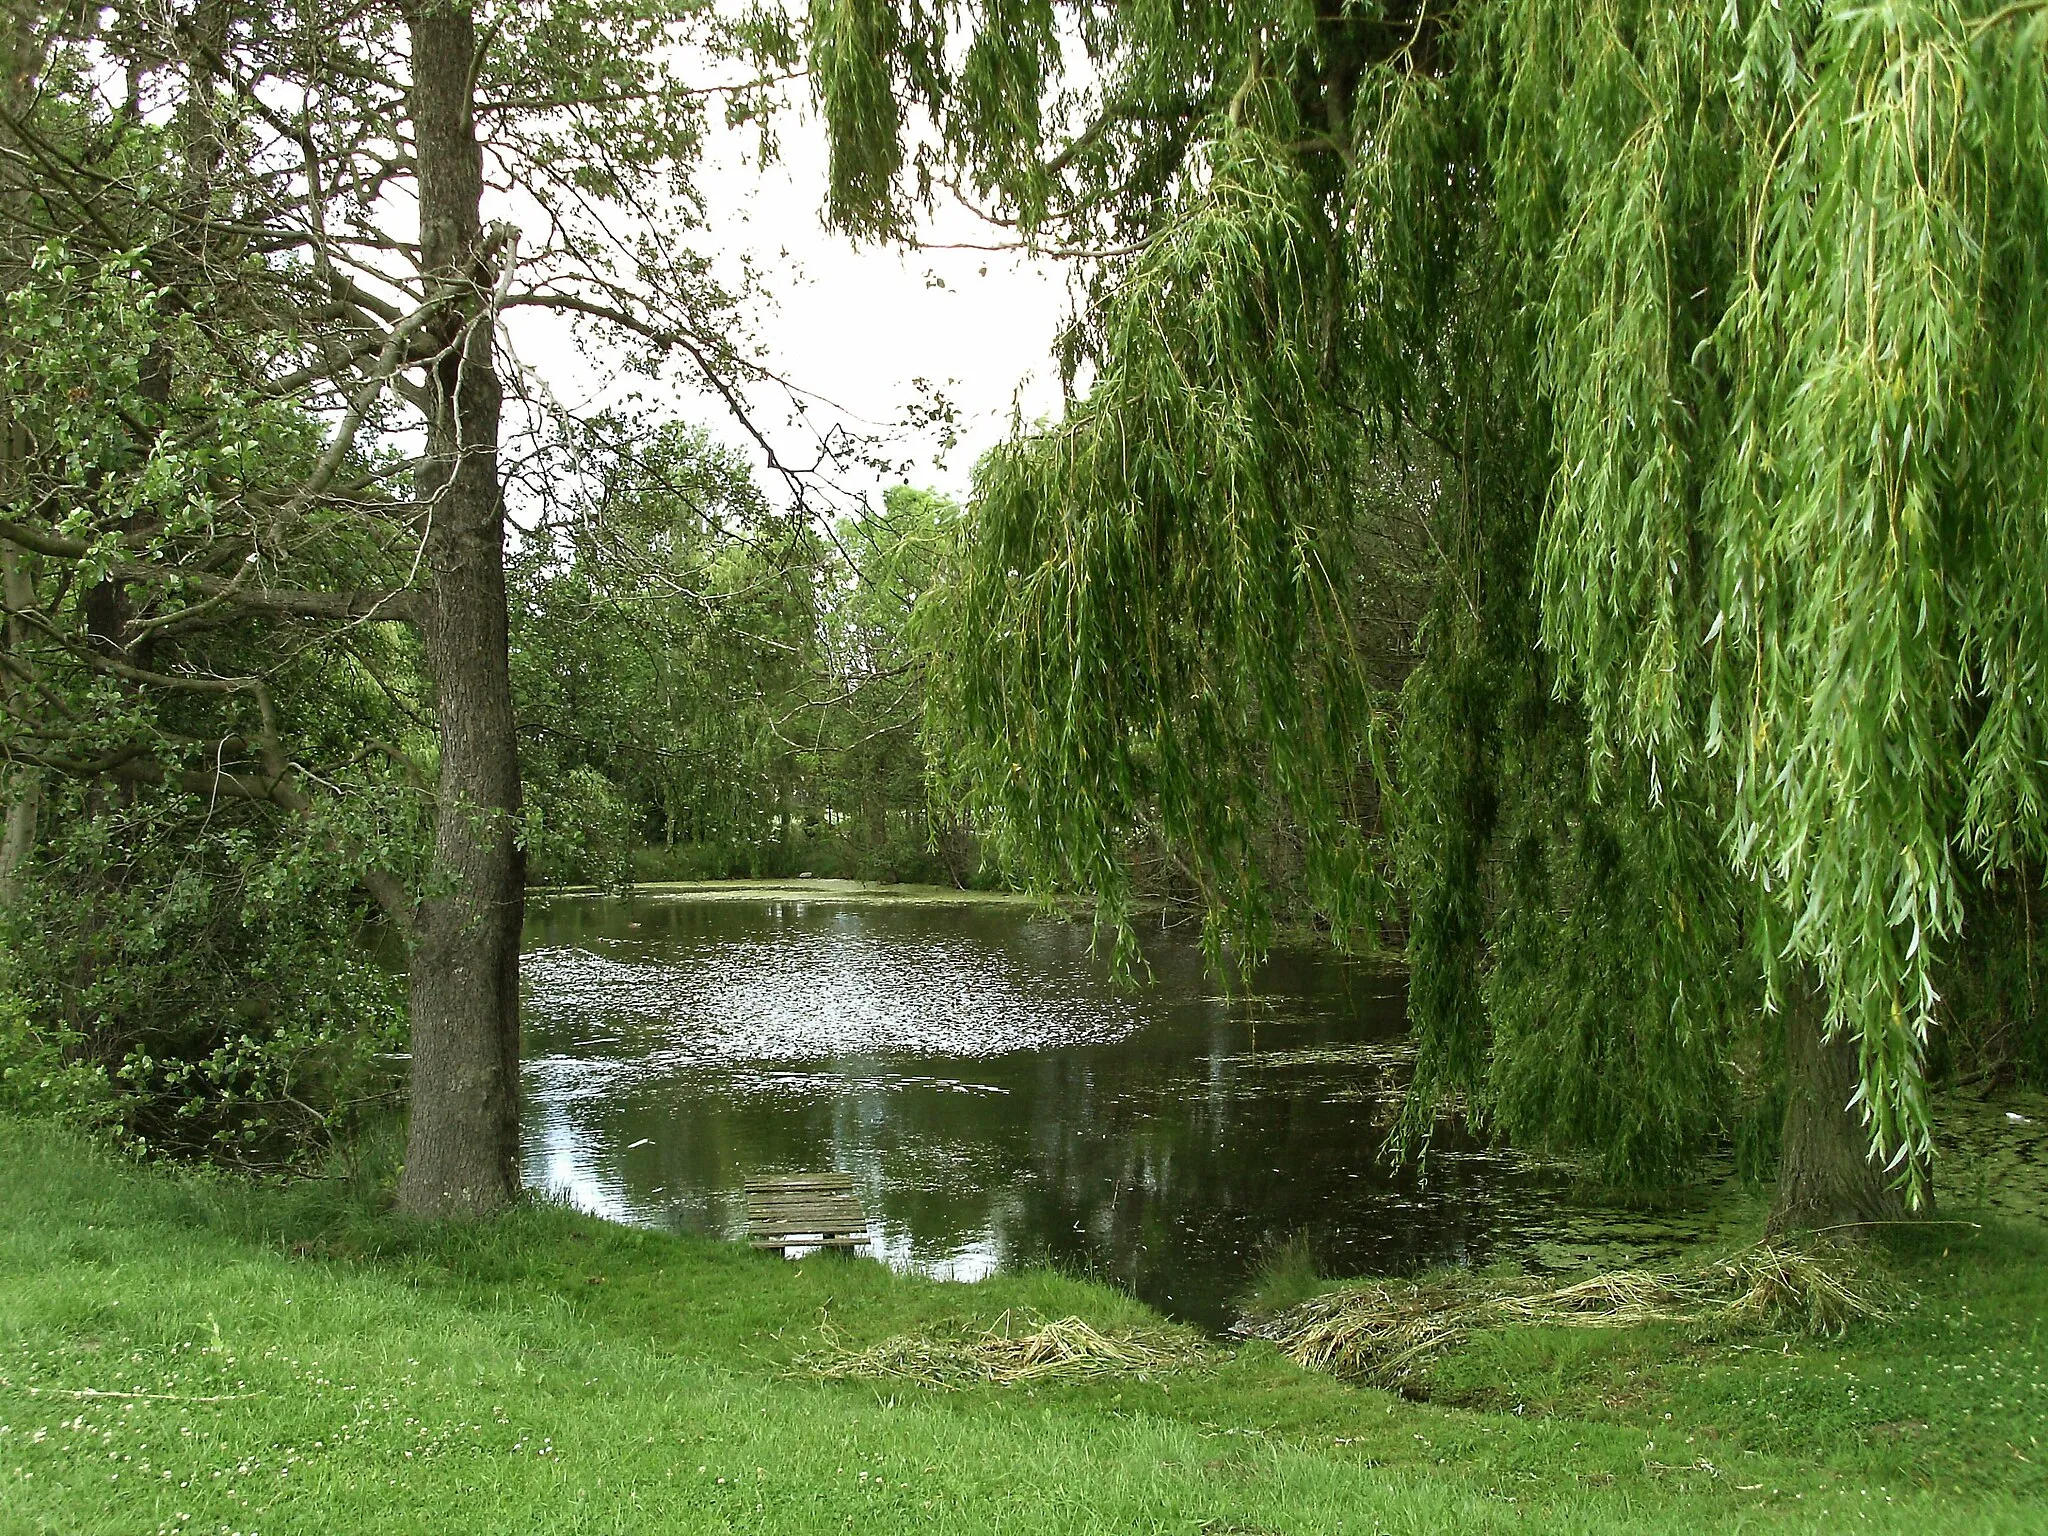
[520,897,1727,1328]
[979,1045,1498,1325]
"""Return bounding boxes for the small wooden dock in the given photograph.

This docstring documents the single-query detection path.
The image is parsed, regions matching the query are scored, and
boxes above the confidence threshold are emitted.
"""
[743,1172,871,1256]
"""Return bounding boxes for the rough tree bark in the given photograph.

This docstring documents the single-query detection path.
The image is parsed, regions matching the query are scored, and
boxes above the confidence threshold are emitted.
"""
[0,494,37,905]
[1766,980,1909,1238]
[395,2,527,1219]
[0,545,36,904]
[0,9,39,903]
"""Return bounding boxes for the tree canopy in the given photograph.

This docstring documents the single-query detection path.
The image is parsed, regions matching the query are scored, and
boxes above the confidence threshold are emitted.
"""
[8,0,2044,1224]
[0,0,797,1204]
[510,426,958,888]
[812,0,2048,1210]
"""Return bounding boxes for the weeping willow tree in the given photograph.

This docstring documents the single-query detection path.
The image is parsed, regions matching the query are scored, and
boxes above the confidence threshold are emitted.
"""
[810,0,2048,1229]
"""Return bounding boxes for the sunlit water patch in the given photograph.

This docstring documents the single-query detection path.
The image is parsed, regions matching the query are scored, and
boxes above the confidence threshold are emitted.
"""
[520,890,1742,1328]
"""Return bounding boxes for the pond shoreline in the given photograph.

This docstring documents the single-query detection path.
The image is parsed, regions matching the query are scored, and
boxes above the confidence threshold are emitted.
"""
[531,876,1049,907]
[6,1114,2044,1533]
[528,879,1417,973]
[519,891,1701,1326]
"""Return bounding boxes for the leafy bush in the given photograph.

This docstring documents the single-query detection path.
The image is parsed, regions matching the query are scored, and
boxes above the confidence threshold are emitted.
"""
[522,764,639,891]
[0,990,114,1128]
[0,782,405,1169]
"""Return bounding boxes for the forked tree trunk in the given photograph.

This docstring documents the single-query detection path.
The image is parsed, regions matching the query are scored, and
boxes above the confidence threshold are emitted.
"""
[1766,982,1907,1238]
[395,3,526,1220]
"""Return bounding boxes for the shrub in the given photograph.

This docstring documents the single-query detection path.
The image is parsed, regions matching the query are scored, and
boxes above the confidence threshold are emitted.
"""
[0,783,405,1170]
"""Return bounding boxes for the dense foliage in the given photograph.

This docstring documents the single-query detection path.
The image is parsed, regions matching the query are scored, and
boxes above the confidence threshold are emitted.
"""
[0,63,431,1157]
[511,426,963,888]
[0,0,802,1188]
[0,781,406,1164]
[812,0,2048,1202]
[8,0,2041,1220]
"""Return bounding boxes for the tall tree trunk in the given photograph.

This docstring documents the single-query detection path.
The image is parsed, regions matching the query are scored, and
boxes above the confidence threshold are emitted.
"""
[0,544,35,903]
[0,11,42,904]
[1767,980,1907,1238]
[395,3,526,1220]
[0,772,35,903]
[0,513,37,908]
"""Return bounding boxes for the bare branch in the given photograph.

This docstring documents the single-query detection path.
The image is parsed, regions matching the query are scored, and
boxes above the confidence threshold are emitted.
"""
[0,521,424,623]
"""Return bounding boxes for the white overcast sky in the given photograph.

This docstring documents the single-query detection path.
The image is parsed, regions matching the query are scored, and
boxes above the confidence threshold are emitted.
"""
[105,37,1049,518]
[505,95,1075,516]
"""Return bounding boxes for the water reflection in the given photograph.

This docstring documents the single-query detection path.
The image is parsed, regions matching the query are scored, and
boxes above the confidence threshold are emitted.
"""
[521,892,1727,1328]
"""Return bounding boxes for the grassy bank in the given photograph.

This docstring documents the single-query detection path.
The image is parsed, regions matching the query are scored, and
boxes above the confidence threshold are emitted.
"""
[1,1117,2043,1534]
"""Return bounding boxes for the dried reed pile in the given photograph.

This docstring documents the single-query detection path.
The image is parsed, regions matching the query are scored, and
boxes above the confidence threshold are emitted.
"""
[796,1311,1207,1389]
[1237,1244,1893,1389]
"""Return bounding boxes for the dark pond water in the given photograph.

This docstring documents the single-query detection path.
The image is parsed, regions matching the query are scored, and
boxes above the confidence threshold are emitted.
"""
[521,888,1732,1329]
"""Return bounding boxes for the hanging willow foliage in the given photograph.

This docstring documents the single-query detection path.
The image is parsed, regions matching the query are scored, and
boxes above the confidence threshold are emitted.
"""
[929,114,1393,978]
[816,0,2048,1197]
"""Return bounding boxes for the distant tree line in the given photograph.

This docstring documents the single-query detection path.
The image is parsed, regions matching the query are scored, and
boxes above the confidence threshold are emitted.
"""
[510,428,969,890]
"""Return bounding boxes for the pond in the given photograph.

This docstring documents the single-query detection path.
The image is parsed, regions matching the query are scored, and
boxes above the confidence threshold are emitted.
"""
[521,885,1736,1329]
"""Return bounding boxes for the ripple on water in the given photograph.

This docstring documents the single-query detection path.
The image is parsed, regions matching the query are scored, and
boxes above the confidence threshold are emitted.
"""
[521,924,1148,1069]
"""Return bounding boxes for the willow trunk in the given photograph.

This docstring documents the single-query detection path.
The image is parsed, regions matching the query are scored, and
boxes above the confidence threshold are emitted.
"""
[1767,983,1907,1238]
[395,4,526,1220]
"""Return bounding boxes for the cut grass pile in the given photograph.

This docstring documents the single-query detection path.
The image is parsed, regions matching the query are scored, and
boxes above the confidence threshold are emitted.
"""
[797,1310,1206,1388]
[1240,1243,1894,1390]
[2,1113,2045,1533]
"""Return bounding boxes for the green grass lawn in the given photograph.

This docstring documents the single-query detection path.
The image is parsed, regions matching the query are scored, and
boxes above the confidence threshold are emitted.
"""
[2,1116,2043,1534]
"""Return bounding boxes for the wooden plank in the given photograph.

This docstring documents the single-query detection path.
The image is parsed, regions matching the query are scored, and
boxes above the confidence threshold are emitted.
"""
[745,1194,861,1205]
[747,1199,856,1209]
[745,1196,856,1212]
[745,1194,862,1208]
[747,1197,853,1206]
[745,1190,860,1202]
[746,1224,864,1234]
[749,1225,864,1234]
[747,1215,862,1225]
[742,1169,871,1254]
[749,1235,867,1249]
